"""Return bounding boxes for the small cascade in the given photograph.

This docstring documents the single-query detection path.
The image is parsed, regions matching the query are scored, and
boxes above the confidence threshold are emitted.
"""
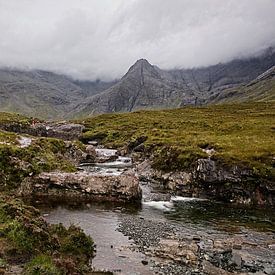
[78,148,133,176]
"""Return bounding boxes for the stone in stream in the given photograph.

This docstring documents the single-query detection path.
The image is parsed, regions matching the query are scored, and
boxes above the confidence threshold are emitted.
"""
[95,148,119,163]
[19,170,141,202]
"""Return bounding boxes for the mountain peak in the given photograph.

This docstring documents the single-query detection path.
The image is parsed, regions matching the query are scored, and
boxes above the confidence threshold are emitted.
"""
[135,58,151,65]
[130,58,153,70]
[125,58,158,78]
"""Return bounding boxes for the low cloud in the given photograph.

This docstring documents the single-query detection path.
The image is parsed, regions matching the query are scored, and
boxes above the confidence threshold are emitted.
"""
[0,0,274,80]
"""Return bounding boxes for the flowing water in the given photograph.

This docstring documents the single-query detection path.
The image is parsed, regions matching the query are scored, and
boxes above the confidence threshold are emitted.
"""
[41,155,275,274]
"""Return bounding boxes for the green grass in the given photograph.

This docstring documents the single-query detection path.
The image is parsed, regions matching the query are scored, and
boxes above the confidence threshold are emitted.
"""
[24,255,61,275]
[0,112,32,125]
[0,196,95,274]
[0,133,77,190]
[79,102,275,177]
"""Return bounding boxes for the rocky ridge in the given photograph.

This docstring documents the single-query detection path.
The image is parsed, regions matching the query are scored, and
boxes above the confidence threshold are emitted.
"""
[74,49,275,116]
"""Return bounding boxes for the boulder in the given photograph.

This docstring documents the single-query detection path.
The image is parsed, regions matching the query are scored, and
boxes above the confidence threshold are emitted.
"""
[154,239,198,265]
[19,171,142,202]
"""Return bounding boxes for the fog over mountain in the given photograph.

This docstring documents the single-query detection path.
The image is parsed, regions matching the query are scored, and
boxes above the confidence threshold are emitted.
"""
[0,0,275,80]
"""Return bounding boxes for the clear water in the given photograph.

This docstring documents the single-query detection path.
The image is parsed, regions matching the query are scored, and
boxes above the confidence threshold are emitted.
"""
[40,194,275,274]
[40,164,275,274]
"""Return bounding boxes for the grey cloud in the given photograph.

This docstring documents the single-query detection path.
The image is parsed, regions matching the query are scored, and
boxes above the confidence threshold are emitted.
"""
[0,0,274,80]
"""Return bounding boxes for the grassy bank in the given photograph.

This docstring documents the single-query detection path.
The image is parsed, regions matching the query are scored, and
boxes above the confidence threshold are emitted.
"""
[0,112,97,273]
[0,131,77,190]
[0,196,94,274]
[80,102,275,177]
[0,112,32,126]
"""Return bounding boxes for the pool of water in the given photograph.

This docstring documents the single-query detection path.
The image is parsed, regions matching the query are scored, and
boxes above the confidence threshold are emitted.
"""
[40,162,275,274]
[41,194,275,274]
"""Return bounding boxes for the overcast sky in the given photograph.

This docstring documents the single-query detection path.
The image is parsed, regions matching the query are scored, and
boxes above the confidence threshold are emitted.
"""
[0,0,275,80]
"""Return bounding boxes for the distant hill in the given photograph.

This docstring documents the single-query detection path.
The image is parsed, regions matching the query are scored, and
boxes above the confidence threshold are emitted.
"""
[0,69,114,119]
[0,48,274,119]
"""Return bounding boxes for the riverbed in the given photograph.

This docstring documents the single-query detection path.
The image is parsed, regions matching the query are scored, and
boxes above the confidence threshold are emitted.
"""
[41,181,275,275]
[38,150,275,274]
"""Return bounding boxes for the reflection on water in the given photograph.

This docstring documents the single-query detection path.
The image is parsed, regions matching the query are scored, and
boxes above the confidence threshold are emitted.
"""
[163,200,275,232]
[139,191,275,233]
[43,204,153,275]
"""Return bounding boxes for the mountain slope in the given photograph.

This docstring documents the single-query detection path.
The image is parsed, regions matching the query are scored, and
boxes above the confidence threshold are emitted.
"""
[75,49,275,116]
[0,69,113,119]
[72,59,197,117]
[208,66,275,104]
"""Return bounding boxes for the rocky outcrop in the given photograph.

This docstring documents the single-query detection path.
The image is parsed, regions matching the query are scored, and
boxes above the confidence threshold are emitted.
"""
[137,158,275,207]
[194,158,275,206]
[0,121,85,140]
[19,171,142,202]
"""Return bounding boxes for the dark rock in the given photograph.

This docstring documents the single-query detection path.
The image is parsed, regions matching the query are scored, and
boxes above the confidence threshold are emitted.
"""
[232,244,242,250]
[141,260,148,265]
[193,236,201,242]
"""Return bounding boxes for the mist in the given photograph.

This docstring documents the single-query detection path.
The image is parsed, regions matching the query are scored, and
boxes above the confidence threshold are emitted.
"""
[0,0,275,80]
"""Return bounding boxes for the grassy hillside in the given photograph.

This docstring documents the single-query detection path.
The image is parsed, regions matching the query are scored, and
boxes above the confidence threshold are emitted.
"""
[0,113,80,190]
[80,102,275,177]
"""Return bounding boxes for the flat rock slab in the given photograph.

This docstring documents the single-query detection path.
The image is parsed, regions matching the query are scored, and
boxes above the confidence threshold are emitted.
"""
[20,171,142,202]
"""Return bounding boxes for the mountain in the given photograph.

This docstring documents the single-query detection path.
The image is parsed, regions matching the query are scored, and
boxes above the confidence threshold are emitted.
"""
[71,59,197,117]
[0,48,274,119]
[75,49,275,116]
[0,69,114,119]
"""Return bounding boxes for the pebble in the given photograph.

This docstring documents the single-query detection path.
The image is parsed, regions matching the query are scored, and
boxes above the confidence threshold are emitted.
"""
[117,212,275,275]
[141,260,148,265]
[232,244,242,250]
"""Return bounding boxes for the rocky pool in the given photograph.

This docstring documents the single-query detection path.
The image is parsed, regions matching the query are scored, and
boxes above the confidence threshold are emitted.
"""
[40,180,275,275]
[36,149,275,274]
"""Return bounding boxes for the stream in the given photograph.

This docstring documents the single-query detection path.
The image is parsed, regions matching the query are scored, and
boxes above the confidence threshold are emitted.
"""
[40,149,275,275]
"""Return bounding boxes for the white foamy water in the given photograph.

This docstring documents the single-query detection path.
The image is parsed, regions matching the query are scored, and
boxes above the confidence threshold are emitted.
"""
[143,196,207,211]
[18,136,32,148]
[142,200,174,210]
[95,156,132,168]
[171,196,207,202]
